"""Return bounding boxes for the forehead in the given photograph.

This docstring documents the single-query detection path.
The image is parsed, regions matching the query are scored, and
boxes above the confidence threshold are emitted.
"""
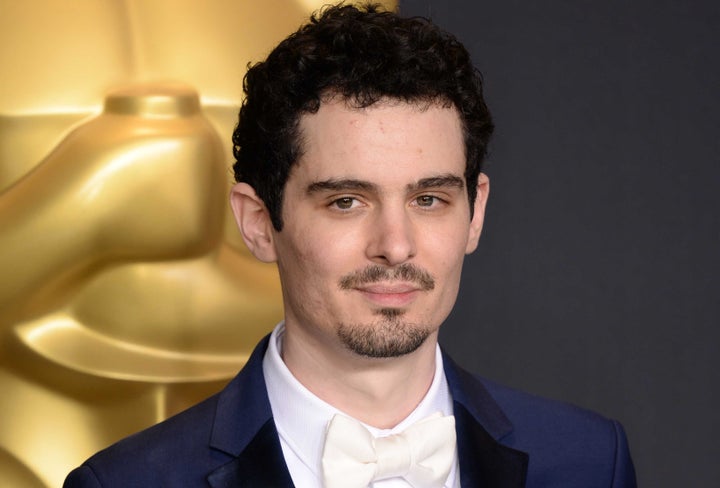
[293,98,466,183]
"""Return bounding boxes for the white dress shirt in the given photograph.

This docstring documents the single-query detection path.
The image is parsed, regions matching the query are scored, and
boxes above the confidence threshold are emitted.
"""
[263,322,460,488]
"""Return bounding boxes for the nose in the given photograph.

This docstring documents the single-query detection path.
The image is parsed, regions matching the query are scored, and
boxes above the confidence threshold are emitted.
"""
[365,207,417,266]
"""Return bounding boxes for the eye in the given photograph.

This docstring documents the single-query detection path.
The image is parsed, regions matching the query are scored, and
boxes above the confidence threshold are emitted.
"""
[331,197,358,210]
[415,195,438,207]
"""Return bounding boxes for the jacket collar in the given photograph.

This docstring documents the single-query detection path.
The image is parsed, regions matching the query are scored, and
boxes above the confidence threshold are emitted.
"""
[206,336,527,487]
[207,418,295,487]
[444,352,529,487]
[207,335,295,487]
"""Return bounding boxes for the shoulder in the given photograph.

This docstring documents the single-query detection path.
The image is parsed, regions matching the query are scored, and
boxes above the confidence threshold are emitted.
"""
[444,355,636,487]
[64,394,225,487]
[63,336,273,487]
[483,376,613,430]
[481,376,623,448]
[481,378,636,487]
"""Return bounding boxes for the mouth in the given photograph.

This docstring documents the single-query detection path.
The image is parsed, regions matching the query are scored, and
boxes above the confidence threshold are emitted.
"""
[355,283,422,307]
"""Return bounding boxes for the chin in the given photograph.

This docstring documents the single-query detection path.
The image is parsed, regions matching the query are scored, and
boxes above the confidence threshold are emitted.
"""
[336,314,433,358]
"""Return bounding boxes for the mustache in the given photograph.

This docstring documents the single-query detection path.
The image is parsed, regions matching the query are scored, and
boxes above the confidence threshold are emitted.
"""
[338,264,435,291]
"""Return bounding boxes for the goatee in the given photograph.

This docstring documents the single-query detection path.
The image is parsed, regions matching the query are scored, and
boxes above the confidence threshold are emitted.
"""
[337,309,431,358]
[336,263,435,358]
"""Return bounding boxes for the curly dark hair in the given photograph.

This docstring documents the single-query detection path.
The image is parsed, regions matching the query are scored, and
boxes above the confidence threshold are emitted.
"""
[232,2,493,231]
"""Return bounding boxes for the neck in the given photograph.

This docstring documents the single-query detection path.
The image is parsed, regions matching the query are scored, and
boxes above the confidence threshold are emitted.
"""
[281,325,438,429]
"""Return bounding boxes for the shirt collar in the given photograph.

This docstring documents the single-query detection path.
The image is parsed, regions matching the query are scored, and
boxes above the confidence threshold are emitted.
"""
[262,322,456,483]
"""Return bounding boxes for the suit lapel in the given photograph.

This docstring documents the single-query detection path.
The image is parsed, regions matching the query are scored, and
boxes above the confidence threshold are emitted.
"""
[205,336,295,488]
[207,419,294,488]
[454,402,528,487]
[443,353,528,488]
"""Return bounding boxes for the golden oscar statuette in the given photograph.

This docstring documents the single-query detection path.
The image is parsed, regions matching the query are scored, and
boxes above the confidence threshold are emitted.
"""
[0,1,396,486]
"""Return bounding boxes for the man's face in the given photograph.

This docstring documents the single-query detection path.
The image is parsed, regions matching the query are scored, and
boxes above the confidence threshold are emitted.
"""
[260,98,487,358]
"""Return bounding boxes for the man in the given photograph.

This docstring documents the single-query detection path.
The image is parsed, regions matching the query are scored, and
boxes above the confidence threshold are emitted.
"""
[64,4,636,487]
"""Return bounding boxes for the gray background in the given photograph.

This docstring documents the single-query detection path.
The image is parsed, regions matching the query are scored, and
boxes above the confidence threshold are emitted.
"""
[399,0,719,486]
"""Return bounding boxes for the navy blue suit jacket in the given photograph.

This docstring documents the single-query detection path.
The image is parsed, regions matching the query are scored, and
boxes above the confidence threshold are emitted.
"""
[64,336,636,487]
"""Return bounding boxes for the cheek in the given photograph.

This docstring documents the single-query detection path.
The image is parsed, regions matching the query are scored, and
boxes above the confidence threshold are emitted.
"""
[276,228,342,291]
[276,245,330,321]
[423,226,469,271]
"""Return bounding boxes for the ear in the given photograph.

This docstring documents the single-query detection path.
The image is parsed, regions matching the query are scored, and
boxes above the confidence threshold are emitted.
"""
[465,173,490,254]
[229,183,277,263]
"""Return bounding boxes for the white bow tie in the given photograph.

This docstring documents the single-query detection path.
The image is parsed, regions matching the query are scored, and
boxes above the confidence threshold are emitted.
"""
[321,412,456,488]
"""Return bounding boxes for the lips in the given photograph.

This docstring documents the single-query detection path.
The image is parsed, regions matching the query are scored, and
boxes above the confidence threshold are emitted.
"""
[355,283,422,307]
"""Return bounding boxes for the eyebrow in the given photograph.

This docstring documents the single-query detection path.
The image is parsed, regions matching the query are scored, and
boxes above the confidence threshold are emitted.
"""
[409,174,465,192]
[306,179,378,194]
[305,173,464,195]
